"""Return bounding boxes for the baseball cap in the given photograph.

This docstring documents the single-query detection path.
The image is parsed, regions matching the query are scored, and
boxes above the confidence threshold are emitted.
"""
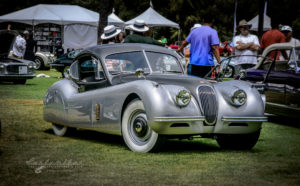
[281,25,292,32]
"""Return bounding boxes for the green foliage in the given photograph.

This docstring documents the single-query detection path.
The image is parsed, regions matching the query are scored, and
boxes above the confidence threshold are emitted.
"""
[0,0,300,43]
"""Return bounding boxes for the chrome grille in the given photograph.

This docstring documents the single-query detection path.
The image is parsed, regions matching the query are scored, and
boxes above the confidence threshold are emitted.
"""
[198,86,218,124]
[6,65,19,73]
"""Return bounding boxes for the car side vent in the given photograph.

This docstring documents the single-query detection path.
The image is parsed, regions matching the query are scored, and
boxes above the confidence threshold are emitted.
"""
[198,86,218,125]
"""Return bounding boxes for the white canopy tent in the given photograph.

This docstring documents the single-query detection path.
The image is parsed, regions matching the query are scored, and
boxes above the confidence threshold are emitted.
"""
[0,4,125,51]
[125,7,179,29]
[248,14,271,31]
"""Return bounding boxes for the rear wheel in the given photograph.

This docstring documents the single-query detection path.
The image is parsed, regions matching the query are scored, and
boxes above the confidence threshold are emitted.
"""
[224,66,234,78]
[34,56,45,70]
[216,130,261,150]
[52,123,70,136]
[121,100,165,152]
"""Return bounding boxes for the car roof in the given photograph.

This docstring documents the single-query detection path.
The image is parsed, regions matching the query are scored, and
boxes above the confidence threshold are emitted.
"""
[83,43,177,58]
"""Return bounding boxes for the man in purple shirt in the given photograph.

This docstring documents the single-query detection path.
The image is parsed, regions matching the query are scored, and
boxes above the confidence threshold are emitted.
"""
[178,15,221,77]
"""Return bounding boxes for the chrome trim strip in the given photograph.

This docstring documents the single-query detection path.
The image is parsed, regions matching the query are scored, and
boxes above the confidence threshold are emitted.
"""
[222,116,268,122]
[154,116,205,122]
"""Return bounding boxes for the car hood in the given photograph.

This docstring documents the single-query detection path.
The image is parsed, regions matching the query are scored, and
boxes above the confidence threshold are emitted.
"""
[0,30,17,59]
[112,73,215,96]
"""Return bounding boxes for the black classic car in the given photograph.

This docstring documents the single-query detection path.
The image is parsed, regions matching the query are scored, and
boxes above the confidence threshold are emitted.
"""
[0,30,35,84]
[50,49,82,77]
[238,43,300,118]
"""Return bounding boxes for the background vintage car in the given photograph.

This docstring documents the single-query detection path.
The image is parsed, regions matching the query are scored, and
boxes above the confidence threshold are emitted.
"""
[0,30,35,84]
[44,43,267,152]
[50,49,82,77]
[239,43,300,118]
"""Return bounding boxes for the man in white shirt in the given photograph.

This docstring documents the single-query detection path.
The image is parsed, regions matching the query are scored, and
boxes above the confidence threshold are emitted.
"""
[233,20,260,75]
[12,31,26,59]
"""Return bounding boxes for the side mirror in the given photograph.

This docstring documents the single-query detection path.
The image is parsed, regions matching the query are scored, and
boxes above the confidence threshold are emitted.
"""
[69,61,79,81]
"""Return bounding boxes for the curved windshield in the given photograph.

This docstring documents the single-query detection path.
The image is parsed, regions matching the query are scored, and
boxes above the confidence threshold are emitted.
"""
[146,52,183,74]
[105,52,149,75]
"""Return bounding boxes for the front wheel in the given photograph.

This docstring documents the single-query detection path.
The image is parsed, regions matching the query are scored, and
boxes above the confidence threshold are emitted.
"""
[216,130,261,150]
[34,56,45,70]
[121,100,165,152]
[13,79,26,84]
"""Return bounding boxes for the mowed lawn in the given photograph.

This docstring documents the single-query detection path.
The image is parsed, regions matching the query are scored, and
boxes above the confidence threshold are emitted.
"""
[0,70,300,186]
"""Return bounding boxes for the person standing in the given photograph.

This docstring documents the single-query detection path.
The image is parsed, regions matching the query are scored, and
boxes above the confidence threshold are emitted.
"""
[280,25,300,45]
[101,25,121,44]
[12,31,26,59]
[177,15,221,78]
[24,31,37,61]
[124,20,163,47]
[233,20,260,75]
[261,20,286,59]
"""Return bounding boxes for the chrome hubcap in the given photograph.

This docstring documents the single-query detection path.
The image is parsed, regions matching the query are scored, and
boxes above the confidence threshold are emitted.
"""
[128,111,151,145]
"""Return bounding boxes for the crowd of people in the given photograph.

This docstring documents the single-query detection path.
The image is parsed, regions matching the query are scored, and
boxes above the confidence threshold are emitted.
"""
[9,16,299,78]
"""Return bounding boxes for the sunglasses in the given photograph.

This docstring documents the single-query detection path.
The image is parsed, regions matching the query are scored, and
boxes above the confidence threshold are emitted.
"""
[240,26,250,29]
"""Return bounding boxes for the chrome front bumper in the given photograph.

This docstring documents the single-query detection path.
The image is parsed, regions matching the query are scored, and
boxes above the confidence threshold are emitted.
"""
[150,116,267,135]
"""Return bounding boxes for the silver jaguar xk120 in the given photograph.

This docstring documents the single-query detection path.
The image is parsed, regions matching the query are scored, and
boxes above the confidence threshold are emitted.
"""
[44,43,267,152]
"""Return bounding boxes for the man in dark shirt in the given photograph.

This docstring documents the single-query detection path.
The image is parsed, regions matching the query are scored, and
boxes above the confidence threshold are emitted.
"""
[24,31,37,61]
[124,20,163,47]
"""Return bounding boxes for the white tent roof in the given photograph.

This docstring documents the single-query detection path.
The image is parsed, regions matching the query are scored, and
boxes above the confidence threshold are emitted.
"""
[109,12,124,27]
[125,7,179,29]
[248,14,271,31]
[0,4,124,27]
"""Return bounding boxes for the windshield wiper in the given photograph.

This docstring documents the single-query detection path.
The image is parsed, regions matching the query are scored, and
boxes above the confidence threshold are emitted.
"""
[162,70,182,74]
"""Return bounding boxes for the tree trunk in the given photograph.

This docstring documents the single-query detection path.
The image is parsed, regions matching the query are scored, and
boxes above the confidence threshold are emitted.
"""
[98,0,114,44]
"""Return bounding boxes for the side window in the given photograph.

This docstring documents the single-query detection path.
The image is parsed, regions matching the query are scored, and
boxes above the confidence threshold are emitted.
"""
[105,52,149,75]
[146,52,182,73]
[78,55,104,82]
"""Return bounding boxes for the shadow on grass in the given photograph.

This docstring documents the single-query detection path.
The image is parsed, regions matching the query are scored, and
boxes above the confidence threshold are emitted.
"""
[267,115,300,129]
[43,128,261,153]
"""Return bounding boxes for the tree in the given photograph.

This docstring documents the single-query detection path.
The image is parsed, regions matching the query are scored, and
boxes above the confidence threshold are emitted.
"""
[98,0,114,43]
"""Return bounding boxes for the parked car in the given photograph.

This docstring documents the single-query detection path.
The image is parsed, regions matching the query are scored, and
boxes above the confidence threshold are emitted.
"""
[0,30,35,84]
[34,51,55,70]
[50,49,82,77]
[169,41,181,50]
[43,43,267,152]
[219,41,234,56]
[238,43,300,118]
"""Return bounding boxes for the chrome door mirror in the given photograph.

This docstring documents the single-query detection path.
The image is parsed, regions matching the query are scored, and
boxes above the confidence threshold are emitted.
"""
[135,68,145,78]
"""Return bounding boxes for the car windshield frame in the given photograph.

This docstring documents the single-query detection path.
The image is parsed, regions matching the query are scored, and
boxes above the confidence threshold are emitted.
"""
[103,50,184,78]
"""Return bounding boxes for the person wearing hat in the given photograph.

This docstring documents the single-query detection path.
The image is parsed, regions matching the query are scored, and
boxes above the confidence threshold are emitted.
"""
[12,30,26,59]
[101,25,121,44]
[281,25,300,45]
[233,19,260,75]
[124,20,163,46]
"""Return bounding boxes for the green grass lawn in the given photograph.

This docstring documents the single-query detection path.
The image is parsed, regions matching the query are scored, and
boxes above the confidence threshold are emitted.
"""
[0,70,300,185]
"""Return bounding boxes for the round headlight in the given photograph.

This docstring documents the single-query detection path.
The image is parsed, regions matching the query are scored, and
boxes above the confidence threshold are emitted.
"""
[0,64,4,68]
[175,90,191,107]
[232,90,247,106]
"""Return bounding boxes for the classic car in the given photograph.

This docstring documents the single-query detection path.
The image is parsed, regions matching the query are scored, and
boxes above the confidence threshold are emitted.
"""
[44,43,267,152]
[0,30,36,84]
[238,43,300,118]
[34,51,55,70]
[50,49,82,77]
[219,41,234,57]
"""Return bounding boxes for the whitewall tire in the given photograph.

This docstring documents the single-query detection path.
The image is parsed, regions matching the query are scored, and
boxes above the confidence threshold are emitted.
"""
[121,100,164,152]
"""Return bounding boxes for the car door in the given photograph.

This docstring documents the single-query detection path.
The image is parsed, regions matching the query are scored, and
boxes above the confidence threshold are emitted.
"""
[285,47,300,109]
[67,54,107,127]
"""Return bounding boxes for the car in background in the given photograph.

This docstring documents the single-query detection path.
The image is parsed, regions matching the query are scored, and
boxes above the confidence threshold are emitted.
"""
[34,51,55,70]
[0,30,35,84]
[169,41,181,50]
[50,49,82,77]
[238,43,300,118]
[219,41,234,56]
[44,43,267,152]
